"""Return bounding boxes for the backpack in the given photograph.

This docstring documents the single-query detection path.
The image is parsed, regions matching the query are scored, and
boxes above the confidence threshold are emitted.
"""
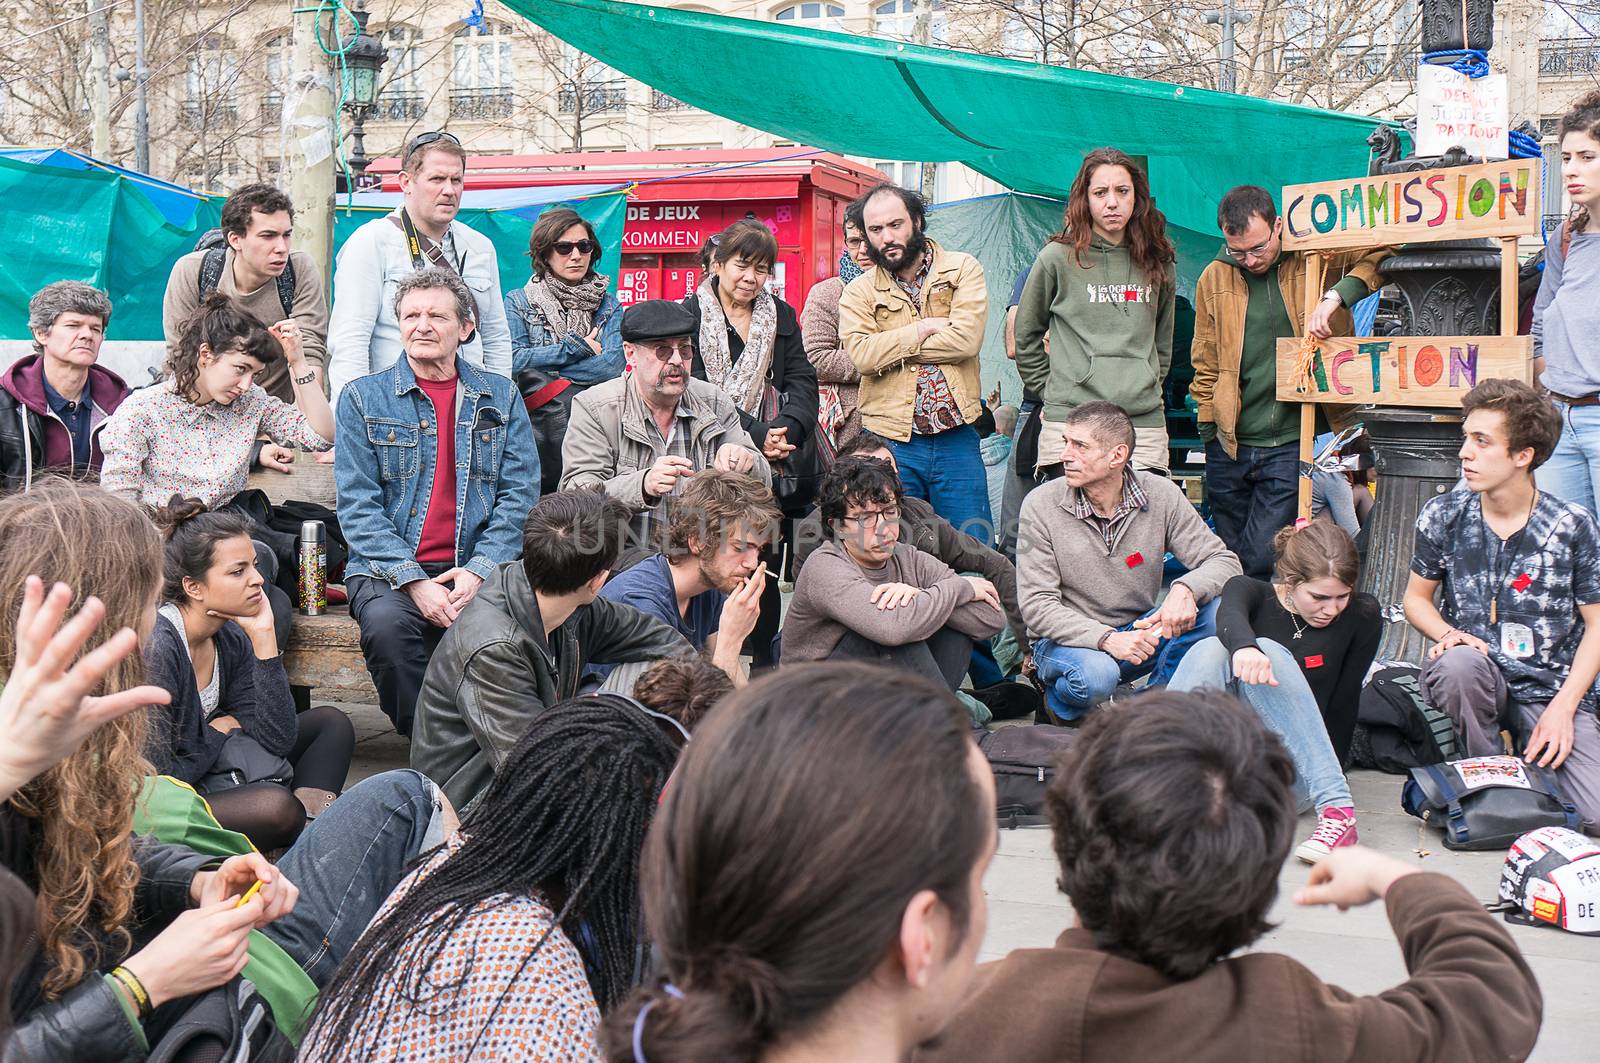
[194,229,298,320]
[1349,665,1460,774]
[1402,756,1581,851]
[973,723,1076,829]
[145,976,297,1062]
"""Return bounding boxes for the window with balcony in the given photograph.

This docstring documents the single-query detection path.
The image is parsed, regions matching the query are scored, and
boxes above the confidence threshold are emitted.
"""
[451,20,514,120]
[559,46,627,114]
[378,26,426,121]
[261,32,290,126]
[874,0,946,44]
[184,34,239,129]
[774,3,845,30]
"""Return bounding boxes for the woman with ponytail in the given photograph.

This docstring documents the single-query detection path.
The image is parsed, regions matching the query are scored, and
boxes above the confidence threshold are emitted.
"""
[145,496,355,849]
[1169,519,1380,864]
[604,662,997,1063]
[1535,89,1600,514]
[302,693,681,1061]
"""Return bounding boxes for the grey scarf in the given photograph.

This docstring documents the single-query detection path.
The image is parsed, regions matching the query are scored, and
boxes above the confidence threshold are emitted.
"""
[695,277,777,417]
[523,272,608,342]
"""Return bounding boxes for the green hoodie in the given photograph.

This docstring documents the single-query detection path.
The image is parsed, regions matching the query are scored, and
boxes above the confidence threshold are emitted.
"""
[1014,237,1175,426]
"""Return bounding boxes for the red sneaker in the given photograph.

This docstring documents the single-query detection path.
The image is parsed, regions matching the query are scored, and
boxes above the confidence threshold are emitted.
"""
[1295,806,1358,865]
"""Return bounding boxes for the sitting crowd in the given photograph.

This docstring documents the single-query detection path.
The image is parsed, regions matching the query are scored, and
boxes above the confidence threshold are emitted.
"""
[2,124,1595,1060]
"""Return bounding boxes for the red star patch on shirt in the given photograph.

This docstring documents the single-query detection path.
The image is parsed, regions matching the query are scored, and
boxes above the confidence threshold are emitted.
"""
[1125,551,1144,568]
[1512,573,1533,593]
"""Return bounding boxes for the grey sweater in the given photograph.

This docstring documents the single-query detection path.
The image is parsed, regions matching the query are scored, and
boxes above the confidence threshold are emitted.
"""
[1535,225,1600,397]
[784,541,1007,662]
[1017,472,1241,648]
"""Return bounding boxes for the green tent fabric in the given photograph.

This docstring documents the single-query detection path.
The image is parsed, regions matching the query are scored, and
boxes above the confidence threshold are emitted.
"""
[0,152,625,341]
[502,0,1399,243]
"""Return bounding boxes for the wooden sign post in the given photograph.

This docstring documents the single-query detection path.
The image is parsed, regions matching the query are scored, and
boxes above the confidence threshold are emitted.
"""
[1276,156,1540,518]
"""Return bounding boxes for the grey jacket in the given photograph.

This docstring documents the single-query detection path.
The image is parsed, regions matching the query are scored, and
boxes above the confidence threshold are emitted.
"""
[411,560,694,810]
[559,374,771,514]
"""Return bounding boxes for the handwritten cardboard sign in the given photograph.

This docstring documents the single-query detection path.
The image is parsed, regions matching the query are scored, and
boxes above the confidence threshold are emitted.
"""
[1281,158,1540,251]
[1417,65,1509,160]
[1274,335,1532,407]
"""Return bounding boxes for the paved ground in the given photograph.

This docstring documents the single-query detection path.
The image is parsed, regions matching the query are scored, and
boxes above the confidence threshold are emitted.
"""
[335,700,1595,1060]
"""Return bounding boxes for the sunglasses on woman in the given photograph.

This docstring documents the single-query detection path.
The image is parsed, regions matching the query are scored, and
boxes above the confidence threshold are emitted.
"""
[553,239,595,256]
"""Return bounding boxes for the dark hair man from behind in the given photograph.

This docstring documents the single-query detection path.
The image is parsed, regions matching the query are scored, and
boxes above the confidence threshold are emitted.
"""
[412,489,697,812]
[917,689,1543,1063]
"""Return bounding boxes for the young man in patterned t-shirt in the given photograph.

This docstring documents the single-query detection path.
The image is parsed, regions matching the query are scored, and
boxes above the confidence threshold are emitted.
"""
[1404,378,1600,828]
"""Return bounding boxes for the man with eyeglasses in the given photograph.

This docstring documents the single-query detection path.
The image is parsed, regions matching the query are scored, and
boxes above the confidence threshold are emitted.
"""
[561,299,770,557]
[1190,185,1391,577]
[782,454,1006,689]
[328,131,513,400]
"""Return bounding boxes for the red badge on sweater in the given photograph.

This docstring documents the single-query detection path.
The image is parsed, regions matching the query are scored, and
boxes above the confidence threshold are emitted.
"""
[1125,551,1144,568]
[1512,573,1533,593]
[1304,655,1325,669]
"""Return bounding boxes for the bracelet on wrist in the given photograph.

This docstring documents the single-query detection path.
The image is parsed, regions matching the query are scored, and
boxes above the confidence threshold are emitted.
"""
[110,965,153,1020]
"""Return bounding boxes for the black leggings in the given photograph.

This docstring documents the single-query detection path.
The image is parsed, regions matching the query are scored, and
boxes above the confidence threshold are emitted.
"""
[205,706,355,849]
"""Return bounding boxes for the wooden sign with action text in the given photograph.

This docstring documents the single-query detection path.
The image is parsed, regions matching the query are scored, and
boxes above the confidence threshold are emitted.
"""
[1275,334,1532,408]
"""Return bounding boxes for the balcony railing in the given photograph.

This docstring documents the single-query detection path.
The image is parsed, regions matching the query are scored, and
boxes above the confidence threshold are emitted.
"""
[181,100,238,129]
[651,89,691,111]
[559,81,628,114]
[1282,43,1411,82]
[1540,39,1600,77]
[449,87,513,120]
[375,92,427,122]
[262,93,282,125]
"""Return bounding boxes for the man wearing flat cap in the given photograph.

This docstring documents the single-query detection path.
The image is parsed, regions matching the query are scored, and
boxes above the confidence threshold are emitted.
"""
[561,299,770,555]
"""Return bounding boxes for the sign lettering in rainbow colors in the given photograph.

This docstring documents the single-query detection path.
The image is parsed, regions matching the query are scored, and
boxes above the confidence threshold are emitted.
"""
[1281,158,1540,251]
[1274,335,1532,407]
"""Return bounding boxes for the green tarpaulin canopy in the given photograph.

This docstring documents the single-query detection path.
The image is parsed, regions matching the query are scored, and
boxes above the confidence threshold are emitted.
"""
[0,153,626,342]
[503,0,1396,256]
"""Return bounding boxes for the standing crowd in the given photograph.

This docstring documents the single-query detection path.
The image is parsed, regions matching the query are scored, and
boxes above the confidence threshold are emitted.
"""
[11,93,1600,1055]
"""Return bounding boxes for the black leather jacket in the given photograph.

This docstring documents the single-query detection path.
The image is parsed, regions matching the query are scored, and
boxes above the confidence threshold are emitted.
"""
[0,386,47,494]
[4,810,214,1062]
[411,559,694,810]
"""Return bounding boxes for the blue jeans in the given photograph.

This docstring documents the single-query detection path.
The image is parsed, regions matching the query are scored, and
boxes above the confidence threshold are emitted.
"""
[1168,637,1353,813]
[262,769,448,985]
[887,425,993,543]
[1538,400,1600,516]
[1204,440,1299,579]
[1032,599,1219,721]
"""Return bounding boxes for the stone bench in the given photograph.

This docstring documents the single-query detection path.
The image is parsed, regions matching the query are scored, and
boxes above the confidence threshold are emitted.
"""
[284,606,376,703]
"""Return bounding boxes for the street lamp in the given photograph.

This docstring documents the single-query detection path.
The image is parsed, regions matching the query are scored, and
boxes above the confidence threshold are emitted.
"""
[339,0,388,182]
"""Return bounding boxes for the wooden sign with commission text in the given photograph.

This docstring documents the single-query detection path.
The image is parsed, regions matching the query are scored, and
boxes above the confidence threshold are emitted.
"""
[1281,157,1540,252]
[1275,335,1533,408]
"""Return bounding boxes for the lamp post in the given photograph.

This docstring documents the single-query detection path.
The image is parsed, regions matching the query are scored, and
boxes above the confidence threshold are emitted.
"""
[339,1,387,183]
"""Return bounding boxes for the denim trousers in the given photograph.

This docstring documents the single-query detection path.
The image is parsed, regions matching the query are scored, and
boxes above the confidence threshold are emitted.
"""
[1537,400,1600,517]
[1031,599,1219,721]
[1168,637,1353,813]
[1203,439,1299,580]
[886,424,994,544]
[262,769,448,985]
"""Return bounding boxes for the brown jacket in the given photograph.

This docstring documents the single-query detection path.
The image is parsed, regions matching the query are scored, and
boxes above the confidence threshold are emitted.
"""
[916,873,1541,1063]
[1189,246,1388,459]
[839,240,988,442]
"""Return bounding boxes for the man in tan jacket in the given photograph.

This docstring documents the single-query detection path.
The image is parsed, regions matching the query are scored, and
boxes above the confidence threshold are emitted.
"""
[917,689,1542,1063]
[1190,185,1389,576]
[839,183,992,541]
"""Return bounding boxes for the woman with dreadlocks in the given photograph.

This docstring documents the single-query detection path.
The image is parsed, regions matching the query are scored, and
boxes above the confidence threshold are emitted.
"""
[301,693,681,1061]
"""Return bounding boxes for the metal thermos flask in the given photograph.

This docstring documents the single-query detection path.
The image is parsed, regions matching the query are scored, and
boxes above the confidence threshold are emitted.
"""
[298,520,327,616]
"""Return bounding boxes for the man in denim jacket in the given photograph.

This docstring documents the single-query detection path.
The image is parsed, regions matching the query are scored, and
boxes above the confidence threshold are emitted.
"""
[335,267,540,735]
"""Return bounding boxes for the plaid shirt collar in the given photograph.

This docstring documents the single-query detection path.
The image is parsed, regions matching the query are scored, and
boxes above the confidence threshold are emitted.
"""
[892,249,934,308]
[1067,468,1148,524]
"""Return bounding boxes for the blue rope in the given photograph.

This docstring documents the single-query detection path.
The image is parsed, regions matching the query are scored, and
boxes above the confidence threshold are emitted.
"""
[1423,48,1490,78]
[1508,129,1543,159]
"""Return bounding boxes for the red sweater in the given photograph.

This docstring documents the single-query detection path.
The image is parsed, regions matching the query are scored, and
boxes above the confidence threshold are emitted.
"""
[415,375,458,564]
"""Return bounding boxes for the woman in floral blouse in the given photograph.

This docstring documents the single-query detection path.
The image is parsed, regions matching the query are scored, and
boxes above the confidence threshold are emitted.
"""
[100,293,333,509]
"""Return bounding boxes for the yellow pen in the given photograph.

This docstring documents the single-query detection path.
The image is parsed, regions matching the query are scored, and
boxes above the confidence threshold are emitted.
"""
[235,880,264,908]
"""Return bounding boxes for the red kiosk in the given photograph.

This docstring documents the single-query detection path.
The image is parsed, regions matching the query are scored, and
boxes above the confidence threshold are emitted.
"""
[370,147,885,312]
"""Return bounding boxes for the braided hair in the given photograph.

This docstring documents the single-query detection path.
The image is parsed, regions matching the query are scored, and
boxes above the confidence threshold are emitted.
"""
[305,695,679,1051]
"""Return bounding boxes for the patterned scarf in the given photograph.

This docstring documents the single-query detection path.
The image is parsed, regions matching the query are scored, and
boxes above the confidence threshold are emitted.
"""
[839,250,864,284]
[522,272,608,342]
[695,276,777,417]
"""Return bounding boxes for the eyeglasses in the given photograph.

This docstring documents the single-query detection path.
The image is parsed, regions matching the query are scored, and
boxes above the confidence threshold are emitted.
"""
[637,340,693,363]
[403,130,462,163]
[1225,220,1280,262]
[842,505,900,528]
[844,236,867,249]
[553,239,595,256]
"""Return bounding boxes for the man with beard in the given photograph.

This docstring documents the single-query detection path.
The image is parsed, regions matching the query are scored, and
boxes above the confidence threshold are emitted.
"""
[838,183,992,541]
[593,469,776,682]
[562,299,770,557]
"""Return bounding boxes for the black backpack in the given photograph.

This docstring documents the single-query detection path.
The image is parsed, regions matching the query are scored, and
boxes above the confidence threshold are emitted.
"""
[1350,665,1461,774]
[145,977,295,1063]
[973,723,1075,829]
[194,229,297,319]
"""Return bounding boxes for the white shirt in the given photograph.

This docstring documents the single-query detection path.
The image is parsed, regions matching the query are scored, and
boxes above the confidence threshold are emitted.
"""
[326,208,513,400]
